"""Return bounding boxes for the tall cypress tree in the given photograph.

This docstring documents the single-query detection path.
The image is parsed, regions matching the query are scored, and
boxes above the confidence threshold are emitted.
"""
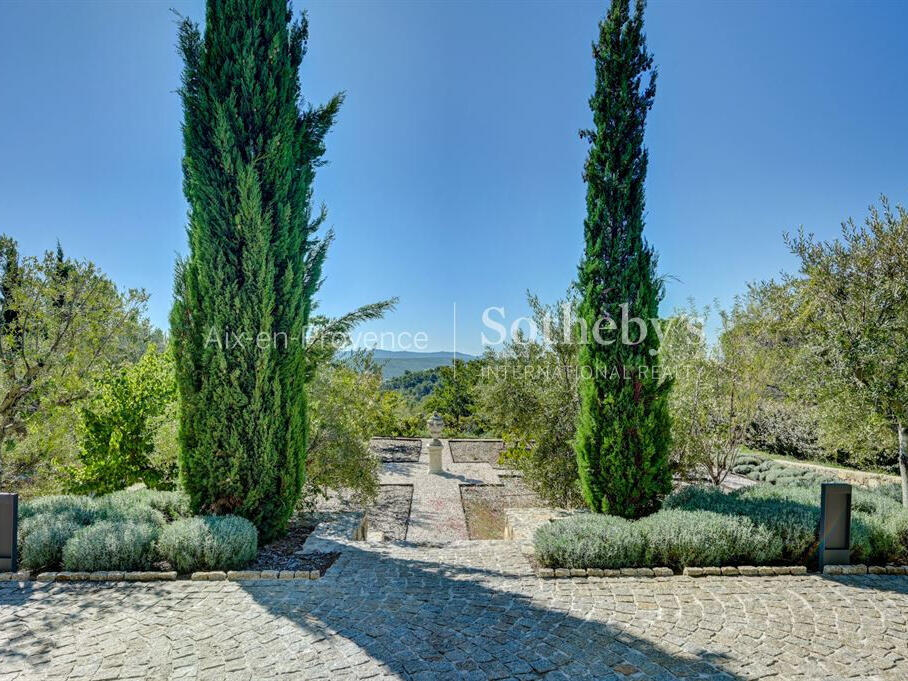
[171,0,340,541]
[574,0,671,517]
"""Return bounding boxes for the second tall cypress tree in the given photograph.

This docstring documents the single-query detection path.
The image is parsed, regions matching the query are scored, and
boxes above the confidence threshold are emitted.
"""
[171,1,340,541]
[574,0,671,517]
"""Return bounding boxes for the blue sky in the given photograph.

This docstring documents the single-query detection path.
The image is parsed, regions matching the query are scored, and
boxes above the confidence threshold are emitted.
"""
[1,0,906,355]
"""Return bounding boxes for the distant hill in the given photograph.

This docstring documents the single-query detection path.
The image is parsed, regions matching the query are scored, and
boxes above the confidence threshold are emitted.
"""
[368,350,477,380]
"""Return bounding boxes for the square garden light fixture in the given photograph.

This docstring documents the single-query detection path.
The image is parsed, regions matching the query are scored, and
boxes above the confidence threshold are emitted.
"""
[0,493,17,573]
[819,483,851,571]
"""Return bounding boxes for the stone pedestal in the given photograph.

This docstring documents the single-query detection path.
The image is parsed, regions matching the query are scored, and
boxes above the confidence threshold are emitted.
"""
[427,412,445,474]
[428,440,443,474]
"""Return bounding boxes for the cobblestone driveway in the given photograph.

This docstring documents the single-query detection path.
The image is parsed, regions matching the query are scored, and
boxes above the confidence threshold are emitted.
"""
[1,540,907,680]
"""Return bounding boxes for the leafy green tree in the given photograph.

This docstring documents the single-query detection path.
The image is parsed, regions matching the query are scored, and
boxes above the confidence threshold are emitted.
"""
[662,304,769,485]
[73,345,177,494]
[786,199,908,504]
[426,359,486,436]
[303,359,382,511]
[726,279,896,472]
[478,293,584,507]
[383,368,441,402]
[373,390,424,437]
[303,298,397,379]
[0,236,149,489]
[574,0,671,517]
[171,1,341,539]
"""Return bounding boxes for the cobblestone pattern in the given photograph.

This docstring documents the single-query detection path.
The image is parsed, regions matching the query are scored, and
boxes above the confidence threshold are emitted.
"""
[2,539,907,680]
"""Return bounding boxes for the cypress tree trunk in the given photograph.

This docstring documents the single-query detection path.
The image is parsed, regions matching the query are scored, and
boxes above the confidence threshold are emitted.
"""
[574,0,672,517]
[171,0,340,541]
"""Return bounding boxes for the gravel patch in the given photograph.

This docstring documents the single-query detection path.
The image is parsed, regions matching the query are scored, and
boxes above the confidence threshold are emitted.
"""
[247,515,339,574]
[461,476,544,540]
[370,437,422,462]
[366,485,413,541]
[449,439,506,468]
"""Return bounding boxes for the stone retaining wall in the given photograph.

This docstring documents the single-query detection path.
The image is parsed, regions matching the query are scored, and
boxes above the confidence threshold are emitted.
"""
[503,507,581,556]
[301,510,368,553]
[535,565,811,578]
[21,569,324,583]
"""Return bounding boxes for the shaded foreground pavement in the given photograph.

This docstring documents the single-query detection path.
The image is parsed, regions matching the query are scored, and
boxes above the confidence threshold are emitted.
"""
[1,540,907,680]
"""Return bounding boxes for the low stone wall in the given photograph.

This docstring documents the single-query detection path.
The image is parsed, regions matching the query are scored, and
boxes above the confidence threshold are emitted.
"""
[825,564,908,575]
[301,510,368,553]
[25,569,324,583]
[535,565,810,578]
[503,507,581,556]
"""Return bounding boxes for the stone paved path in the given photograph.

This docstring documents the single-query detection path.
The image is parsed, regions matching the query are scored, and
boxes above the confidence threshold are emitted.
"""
[379,439,502,543]
[2,540,908,680]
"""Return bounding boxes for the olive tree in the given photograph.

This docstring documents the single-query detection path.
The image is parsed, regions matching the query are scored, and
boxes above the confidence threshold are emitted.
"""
[786,198,908,504]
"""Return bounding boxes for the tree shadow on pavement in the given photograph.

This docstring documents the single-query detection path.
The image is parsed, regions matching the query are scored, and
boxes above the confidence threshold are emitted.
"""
[240,542,743,680]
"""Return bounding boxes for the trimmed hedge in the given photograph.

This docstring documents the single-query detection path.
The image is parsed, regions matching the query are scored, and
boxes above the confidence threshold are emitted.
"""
[537,481,908,570]
[533,515,645,569]
[19,495,103,526]
[102,489,191,523]
[667,483,908,567]
[638,510,782,569]
[157,515,258,573]
[18,488,209,572]
[665,484,819,563]
[62,521,160,572]
[18,515,82,571]
[534,509,781,571]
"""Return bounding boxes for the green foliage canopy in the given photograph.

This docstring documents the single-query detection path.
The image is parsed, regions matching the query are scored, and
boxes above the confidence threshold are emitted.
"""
[73,345,177,494]
[0,236,150,491]
[785,199,908,503]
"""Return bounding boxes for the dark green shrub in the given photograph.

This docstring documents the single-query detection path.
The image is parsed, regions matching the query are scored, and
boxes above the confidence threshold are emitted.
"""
[573,0,671,518]
[62,521,160,572]
[18,515,82,571]
[171,0,340,541]
[157,516,257,573]
[746,401,822,460]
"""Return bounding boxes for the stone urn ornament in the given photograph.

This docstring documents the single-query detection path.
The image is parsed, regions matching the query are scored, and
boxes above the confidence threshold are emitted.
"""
[427,412,444,440]
[427,412,444,473]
